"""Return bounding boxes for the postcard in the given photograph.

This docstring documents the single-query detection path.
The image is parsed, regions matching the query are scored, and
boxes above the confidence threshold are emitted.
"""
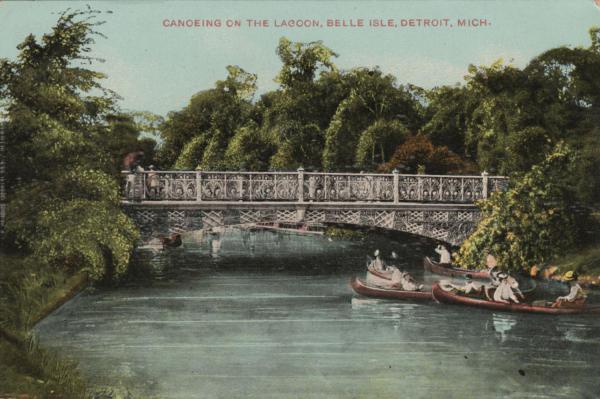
[1,1,599,398]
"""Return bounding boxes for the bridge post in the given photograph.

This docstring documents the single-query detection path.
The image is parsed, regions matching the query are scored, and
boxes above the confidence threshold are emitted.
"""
[482,171,489,199]
[196,171,202,202]
[297,167,304,202]
[392,169,399,204]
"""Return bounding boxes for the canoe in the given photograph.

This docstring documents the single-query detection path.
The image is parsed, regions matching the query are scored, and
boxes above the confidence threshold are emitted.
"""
[431,282,600,315]
[423,256,489,279]
[367,264,393,280]
[350,277,433,301]
[365,271,392,287]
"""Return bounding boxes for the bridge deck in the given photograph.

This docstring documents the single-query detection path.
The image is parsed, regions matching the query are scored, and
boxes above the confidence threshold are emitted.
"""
[122,200,478,210]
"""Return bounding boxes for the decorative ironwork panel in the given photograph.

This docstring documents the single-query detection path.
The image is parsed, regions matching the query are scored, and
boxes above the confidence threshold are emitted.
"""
[146,172,196,201]
[202,211,224,228]
[304,173,394,202]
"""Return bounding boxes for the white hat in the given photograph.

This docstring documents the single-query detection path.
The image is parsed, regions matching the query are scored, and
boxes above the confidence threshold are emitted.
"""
[374,249,380,257]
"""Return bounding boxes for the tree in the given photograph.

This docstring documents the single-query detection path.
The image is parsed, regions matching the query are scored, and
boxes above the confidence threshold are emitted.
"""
[454,142,578,273]
[378,134,476,174]
[1,9,139,280]
[275,37,338,89]
[355,119,409,168]
[421,85,470,157]
[322,68,424,170]
[158,65,257,169]
[223,123,276,170]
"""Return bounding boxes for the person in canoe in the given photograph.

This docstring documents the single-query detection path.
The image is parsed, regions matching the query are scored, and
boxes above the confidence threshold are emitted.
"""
[440,274,484,296]
[492,272,524,304]
[390,267,423,291]
[369,249,387,272]
[434,244,451,265]
[553,271,587,307]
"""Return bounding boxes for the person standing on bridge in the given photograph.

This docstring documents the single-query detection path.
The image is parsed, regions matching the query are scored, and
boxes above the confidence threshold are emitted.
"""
[147,165,160,199]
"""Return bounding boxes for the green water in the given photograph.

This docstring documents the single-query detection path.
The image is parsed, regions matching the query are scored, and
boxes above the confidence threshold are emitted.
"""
[35,229,600,398]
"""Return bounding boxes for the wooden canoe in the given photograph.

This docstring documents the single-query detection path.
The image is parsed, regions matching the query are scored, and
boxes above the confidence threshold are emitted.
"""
[365,271,392,287]
[423,256,490,279]
[350,277,433,301]
[367,264,393,280]
[431,282,600,315]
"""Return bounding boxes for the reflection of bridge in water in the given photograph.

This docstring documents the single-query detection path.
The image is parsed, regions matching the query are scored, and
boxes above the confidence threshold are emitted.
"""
[122,169,508,245]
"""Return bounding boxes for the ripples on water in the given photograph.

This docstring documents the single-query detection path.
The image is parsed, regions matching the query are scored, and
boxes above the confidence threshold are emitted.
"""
[35,229,600,398]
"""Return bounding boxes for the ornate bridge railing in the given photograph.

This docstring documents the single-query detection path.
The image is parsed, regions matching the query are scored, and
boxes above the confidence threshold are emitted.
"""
[123,169,507,204]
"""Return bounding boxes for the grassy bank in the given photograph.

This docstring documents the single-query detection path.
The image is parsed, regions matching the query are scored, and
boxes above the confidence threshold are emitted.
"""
[550,213,600,286]
[552,244,600,287]
[0,253,89,397]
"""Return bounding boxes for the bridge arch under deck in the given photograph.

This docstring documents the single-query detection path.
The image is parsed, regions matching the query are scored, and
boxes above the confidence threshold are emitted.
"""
[124,202,481,246]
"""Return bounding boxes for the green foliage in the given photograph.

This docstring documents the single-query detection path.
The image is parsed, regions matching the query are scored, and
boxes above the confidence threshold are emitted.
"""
[421,85,470,156]
[158,65,256,168]
[1,9,141,281]
[224,124,276,170]
[275,37,338,88]
[0,336,87,398]
[455,142,577,272]
[174,135,209,170]
[7,169,139,280]
[324,227,366,240]
[355,119,409,168]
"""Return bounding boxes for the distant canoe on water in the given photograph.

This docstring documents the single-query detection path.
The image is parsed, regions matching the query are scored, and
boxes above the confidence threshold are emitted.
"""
[423,256,490,279]
[350,277,433,301]
[431,282,600,315]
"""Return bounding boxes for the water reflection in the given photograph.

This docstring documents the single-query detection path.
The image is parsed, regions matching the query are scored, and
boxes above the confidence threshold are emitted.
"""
[490,313,518,343]
[35,228,600,399]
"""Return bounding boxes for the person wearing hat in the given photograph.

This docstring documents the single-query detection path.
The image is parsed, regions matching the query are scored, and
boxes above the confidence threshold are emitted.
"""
[554,271,586,305]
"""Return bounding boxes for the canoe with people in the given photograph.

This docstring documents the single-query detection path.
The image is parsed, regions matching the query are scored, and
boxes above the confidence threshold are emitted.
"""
[351,249,431,301]
[423,245,495,279]
[432,270,600,315]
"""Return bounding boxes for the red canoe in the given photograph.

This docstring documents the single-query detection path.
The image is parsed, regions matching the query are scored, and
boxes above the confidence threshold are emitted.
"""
[431,282,600,315]
[367,264,393,280]
[350,277,433,301]
[423,256,489,279]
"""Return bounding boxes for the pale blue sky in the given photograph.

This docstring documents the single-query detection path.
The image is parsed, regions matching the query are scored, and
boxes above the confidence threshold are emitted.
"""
[1,1,599,116]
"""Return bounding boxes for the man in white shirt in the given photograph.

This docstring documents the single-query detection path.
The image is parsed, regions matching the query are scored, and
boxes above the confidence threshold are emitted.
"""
[555,271,586,305]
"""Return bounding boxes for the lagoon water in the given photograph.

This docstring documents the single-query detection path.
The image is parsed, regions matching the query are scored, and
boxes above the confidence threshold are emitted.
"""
[35,229,600,398]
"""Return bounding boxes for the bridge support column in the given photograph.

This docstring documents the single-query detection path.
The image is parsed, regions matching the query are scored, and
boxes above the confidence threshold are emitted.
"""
[196,171,202,202]
[297,167,304,202]
[296,208,305,223]
[482,171,489,199]
[393,169,399,204]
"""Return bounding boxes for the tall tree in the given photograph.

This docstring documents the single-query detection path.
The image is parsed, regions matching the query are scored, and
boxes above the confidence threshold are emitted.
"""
[1,9,138,280]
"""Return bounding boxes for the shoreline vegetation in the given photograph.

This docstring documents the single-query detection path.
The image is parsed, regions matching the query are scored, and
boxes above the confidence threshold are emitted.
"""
[0,254,89,397]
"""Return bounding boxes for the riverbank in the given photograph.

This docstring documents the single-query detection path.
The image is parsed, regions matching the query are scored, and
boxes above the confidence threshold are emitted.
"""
[0,253,89,397]
[549,244,600,288]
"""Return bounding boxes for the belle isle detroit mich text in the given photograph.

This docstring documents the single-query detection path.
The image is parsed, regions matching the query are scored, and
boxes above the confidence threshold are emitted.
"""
[162,18,491,28]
